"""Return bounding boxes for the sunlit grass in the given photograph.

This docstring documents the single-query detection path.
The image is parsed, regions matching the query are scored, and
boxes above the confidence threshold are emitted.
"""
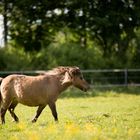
[0,89,140,140]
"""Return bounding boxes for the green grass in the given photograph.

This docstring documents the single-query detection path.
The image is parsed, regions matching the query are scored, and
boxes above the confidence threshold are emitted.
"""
[0,88,140,140]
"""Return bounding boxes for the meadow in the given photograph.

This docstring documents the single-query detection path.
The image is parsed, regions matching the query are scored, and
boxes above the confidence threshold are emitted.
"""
[0,87,140,140]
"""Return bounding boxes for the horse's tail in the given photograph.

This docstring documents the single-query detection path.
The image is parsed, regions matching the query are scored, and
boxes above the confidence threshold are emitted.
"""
[0,77,3,106]
[0,77,3,84]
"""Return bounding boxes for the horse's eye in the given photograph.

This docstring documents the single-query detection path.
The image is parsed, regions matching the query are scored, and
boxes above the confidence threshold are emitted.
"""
[80,76,83,80]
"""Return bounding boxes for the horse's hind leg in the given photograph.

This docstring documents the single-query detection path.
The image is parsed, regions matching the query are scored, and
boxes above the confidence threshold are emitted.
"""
[0,99,12,124]
[0,102,11,124]
[8,101,19,122]
[0,108,7,124]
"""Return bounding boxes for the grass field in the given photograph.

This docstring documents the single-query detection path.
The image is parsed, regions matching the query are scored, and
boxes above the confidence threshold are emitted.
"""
[0,87,140,140]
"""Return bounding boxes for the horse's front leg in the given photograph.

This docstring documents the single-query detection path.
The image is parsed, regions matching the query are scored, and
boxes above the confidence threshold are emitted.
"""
[32,105,46,123]
[48,102,58,121]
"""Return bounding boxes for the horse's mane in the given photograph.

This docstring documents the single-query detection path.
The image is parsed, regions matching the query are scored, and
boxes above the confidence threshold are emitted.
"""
[46,66,73,75]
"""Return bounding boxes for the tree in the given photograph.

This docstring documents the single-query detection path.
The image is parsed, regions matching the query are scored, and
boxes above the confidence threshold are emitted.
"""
[0,0,140,57]
[8,0,55,51]
[0,0,8,46]
[62,0,140,59]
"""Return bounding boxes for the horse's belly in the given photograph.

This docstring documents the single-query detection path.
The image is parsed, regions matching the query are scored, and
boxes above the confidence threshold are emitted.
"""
[14,88,58,106]
[17,96,48,107]
[18,100,40,107]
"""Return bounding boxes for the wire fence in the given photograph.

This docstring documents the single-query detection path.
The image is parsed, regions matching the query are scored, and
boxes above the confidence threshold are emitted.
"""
[0,69,140,87]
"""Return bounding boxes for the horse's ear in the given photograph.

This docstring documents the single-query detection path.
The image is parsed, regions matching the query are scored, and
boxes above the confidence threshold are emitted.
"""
[61,72,72,85]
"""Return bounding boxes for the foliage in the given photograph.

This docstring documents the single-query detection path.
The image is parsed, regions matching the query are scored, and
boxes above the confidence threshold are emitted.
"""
[0,89,140,140]
[0,28,105,70]
[131,28,140,68]
[0,0,140,69]
[45,42,104,69]
[0,36,139,71]
[0,47,31,71]
[1,1,140,51]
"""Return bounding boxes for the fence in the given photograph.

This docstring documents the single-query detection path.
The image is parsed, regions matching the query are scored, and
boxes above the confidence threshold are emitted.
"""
[0,69,140,87]
[82,69,140,87]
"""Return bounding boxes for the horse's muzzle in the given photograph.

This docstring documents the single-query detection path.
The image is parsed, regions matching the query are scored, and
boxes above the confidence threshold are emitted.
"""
[82,85,90,92]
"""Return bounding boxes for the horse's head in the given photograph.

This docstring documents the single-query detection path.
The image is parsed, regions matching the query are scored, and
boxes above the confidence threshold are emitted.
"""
[62,67,90,92]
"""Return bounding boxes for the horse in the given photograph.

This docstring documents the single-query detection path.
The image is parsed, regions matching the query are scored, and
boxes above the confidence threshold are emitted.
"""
[0,66,90,124]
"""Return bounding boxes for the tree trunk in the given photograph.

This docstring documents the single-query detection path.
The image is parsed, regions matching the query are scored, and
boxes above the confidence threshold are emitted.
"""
[3,0,8,46]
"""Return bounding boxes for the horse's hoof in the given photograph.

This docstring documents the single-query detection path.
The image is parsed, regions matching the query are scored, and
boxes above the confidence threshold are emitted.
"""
[1,121,5,124]
[54,119,59,124]
[12,120,19,123]
[31,119,37,123]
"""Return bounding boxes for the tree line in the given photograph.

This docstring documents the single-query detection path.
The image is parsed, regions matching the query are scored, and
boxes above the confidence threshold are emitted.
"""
[0,0,140,70]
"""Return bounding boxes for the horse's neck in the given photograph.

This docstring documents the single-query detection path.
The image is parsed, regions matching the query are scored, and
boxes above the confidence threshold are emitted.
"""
[45,72,72,93]
[57,75,72,93]
[60,82,72,92]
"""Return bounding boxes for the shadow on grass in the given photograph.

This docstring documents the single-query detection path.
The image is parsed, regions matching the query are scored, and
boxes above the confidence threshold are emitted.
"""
[60,86,140,98]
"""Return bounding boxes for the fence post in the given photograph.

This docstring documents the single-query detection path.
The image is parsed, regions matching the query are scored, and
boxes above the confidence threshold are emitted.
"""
[124,69,128,86]
[91,77,94,85]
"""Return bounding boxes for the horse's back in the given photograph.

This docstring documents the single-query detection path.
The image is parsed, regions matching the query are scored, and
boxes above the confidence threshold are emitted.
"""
[1,74,56,106]
[1,74,38,100]
[1,74,16,89]
[1,74,25,89]
[0,73,62,107]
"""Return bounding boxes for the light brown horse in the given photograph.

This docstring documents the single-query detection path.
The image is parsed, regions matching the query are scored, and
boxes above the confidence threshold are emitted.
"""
[0,66,90,124]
